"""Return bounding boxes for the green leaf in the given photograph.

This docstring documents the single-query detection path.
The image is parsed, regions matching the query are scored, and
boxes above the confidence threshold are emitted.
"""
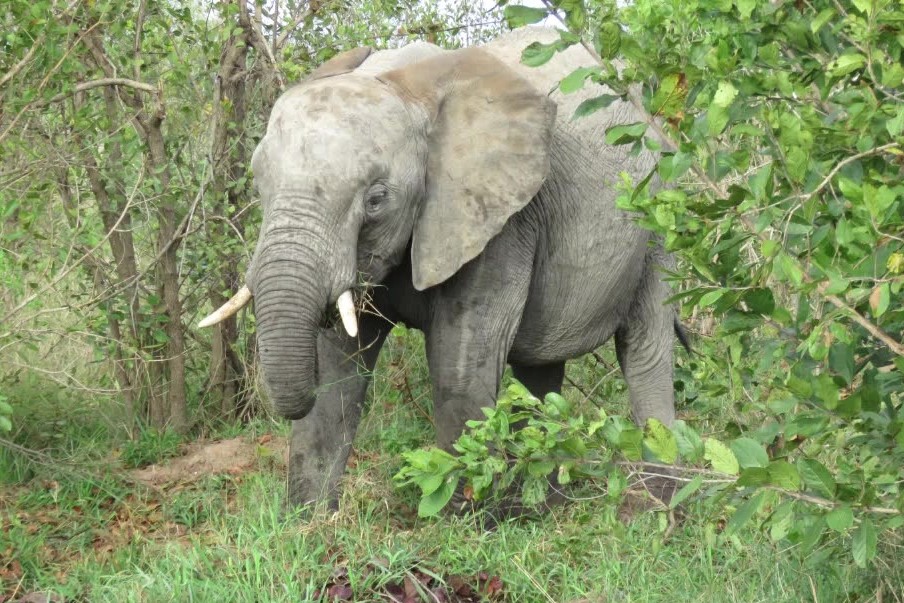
[521,42,557,67]
[725,491,765,536]
[704,438,740,475]
[797,459,836,498]
[417,475,458,517]
[829,53,866,77]
[521,475,548,507]
[559,67,595,94]
[698,289,726,308]
[504,5,548,27]
[735,0,755,18]
[572,94,621,120]
[887,106,904,137]
[712,81,738,107]
[852,517,877,568]
[769,502,795,541]
[707,105,730,135]
[826,506,854,532]
[528,459,556,478]
[672,420,705,462]
[767,461,801,490]
[643,418,678,463]
[775,252,803,286]
[669,474,703,509]
[743,288,775,314]
[650,73,686,118]
[811,8,836,33]
[605,122,647,145]
[604,418,644,461]
[0,416,11,432]
[730,437,769,469]
[736,467,769,487]
[869,283,890,317]
[596,22,621,59]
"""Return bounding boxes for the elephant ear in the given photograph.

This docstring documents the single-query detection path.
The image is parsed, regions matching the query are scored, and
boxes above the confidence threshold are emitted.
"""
[309,47,373,80]
[380,48,556,291]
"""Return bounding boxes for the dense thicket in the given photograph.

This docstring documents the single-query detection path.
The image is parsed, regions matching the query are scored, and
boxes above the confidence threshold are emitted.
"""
[0,0,498,433]
[2,0,902,576]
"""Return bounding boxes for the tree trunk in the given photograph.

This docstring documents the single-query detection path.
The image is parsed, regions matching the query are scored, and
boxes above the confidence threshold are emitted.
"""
[205,28,252,420]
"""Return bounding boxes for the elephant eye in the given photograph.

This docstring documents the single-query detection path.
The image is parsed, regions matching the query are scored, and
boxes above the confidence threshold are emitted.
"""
[365,183,389,214]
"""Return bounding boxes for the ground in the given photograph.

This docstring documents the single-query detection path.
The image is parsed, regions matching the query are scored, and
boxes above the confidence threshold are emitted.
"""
[1,333,900,602]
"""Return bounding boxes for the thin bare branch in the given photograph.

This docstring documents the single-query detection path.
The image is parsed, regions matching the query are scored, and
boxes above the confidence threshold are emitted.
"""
[0,31,48,91]
[36,77,157,107]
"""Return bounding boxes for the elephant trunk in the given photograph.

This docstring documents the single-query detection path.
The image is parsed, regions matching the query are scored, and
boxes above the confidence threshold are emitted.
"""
[252,240,331,420]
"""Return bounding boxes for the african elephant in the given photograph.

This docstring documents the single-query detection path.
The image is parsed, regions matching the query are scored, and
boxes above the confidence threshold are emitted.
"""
[200,26,686,508]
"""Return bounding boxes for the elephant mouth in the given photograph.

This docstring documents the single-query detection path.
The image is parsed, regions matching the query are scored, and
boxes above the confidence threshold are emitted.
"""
[198,284,360,338]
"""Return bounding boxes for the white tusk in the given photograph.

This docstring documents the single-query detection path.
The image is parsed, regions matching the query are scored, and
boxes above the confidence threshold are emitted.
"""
[198,285,252,328]
[337,290,358,337]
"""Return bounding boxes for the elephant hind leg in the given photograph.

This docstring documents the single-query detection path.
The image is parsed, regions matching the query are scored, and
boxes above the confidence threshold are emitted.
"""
[614,247,679,503]
[510,362,565,398]
[614,249,677,428]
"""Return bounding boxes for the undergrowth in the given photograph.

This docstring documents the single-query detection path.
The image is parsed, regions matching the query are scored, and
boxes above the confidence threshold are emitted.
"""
[1,331,901,602]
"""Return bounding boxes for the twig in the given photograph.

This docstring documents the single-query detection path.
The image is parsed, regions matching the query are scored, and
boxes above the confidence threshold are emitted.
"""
[0,30,48,90]
[1,165,140,325]
[820,285,904,356]
[133,0,148,81]
[809,143,900,201]
[35,77,157,107]
[616,460,901,515]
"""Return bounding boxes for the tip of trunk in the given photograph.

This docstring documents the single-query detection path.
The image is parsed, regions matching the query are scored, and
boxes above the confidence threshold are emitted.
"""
[271,392,316,420]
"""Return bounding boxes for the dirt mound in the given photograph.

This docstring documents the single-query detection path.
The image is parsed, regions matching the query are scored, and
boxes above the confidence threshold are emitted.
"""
[130,435,287,487]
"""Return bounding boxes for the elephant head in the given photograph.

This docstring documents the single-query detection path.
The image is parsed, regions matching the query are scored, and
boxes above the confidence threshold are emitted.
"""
[200,46,556,419]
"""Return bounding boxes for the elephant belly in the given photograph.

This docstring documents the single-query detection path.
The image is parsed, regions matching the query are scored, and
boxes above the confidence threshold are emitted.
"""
[509,221,648,365]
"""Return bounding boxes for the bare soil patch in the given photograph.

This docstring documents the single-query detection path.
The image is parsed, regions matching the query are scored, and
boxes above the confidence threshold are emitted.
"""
[130,434,287,487]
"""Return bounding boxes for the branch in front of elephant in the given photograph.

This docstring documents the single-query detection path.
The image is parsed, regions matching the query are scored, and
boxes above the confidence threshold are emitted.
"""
[538,0,725,201]
[564,376,592,400]
[403,370,435,428]
[615,460,903,516]
[536,7,904,360]
[591,351,616,370]
[572,361,619,407]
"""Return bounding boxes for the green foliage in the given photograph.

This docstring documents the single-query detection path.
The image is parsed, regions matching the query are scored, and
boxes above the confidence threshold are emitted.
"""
[0,394,12,433]
[396,380,741,515]
[507,0,904,567]
[119,428,182,469]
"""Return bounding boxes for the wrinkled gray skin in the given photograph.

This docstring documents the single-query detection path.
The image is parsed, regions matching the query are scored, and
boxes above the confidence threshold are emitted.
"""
[245,27,680,508]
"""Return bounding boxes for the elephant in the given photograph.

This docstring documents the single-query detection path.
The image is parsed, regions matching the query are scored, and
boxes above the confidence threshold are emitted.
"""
[200,26,687,509]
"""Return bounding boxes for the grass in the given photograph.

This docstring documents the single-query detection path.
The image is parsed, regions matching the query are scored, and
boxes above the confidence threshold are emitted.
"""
[1,331,901,602]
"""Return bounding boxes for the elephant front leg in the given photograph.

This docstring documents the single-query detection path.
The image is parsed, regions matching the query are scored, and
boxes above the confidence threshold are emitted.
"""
[425,227,535,451]
[287,319,389,510]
